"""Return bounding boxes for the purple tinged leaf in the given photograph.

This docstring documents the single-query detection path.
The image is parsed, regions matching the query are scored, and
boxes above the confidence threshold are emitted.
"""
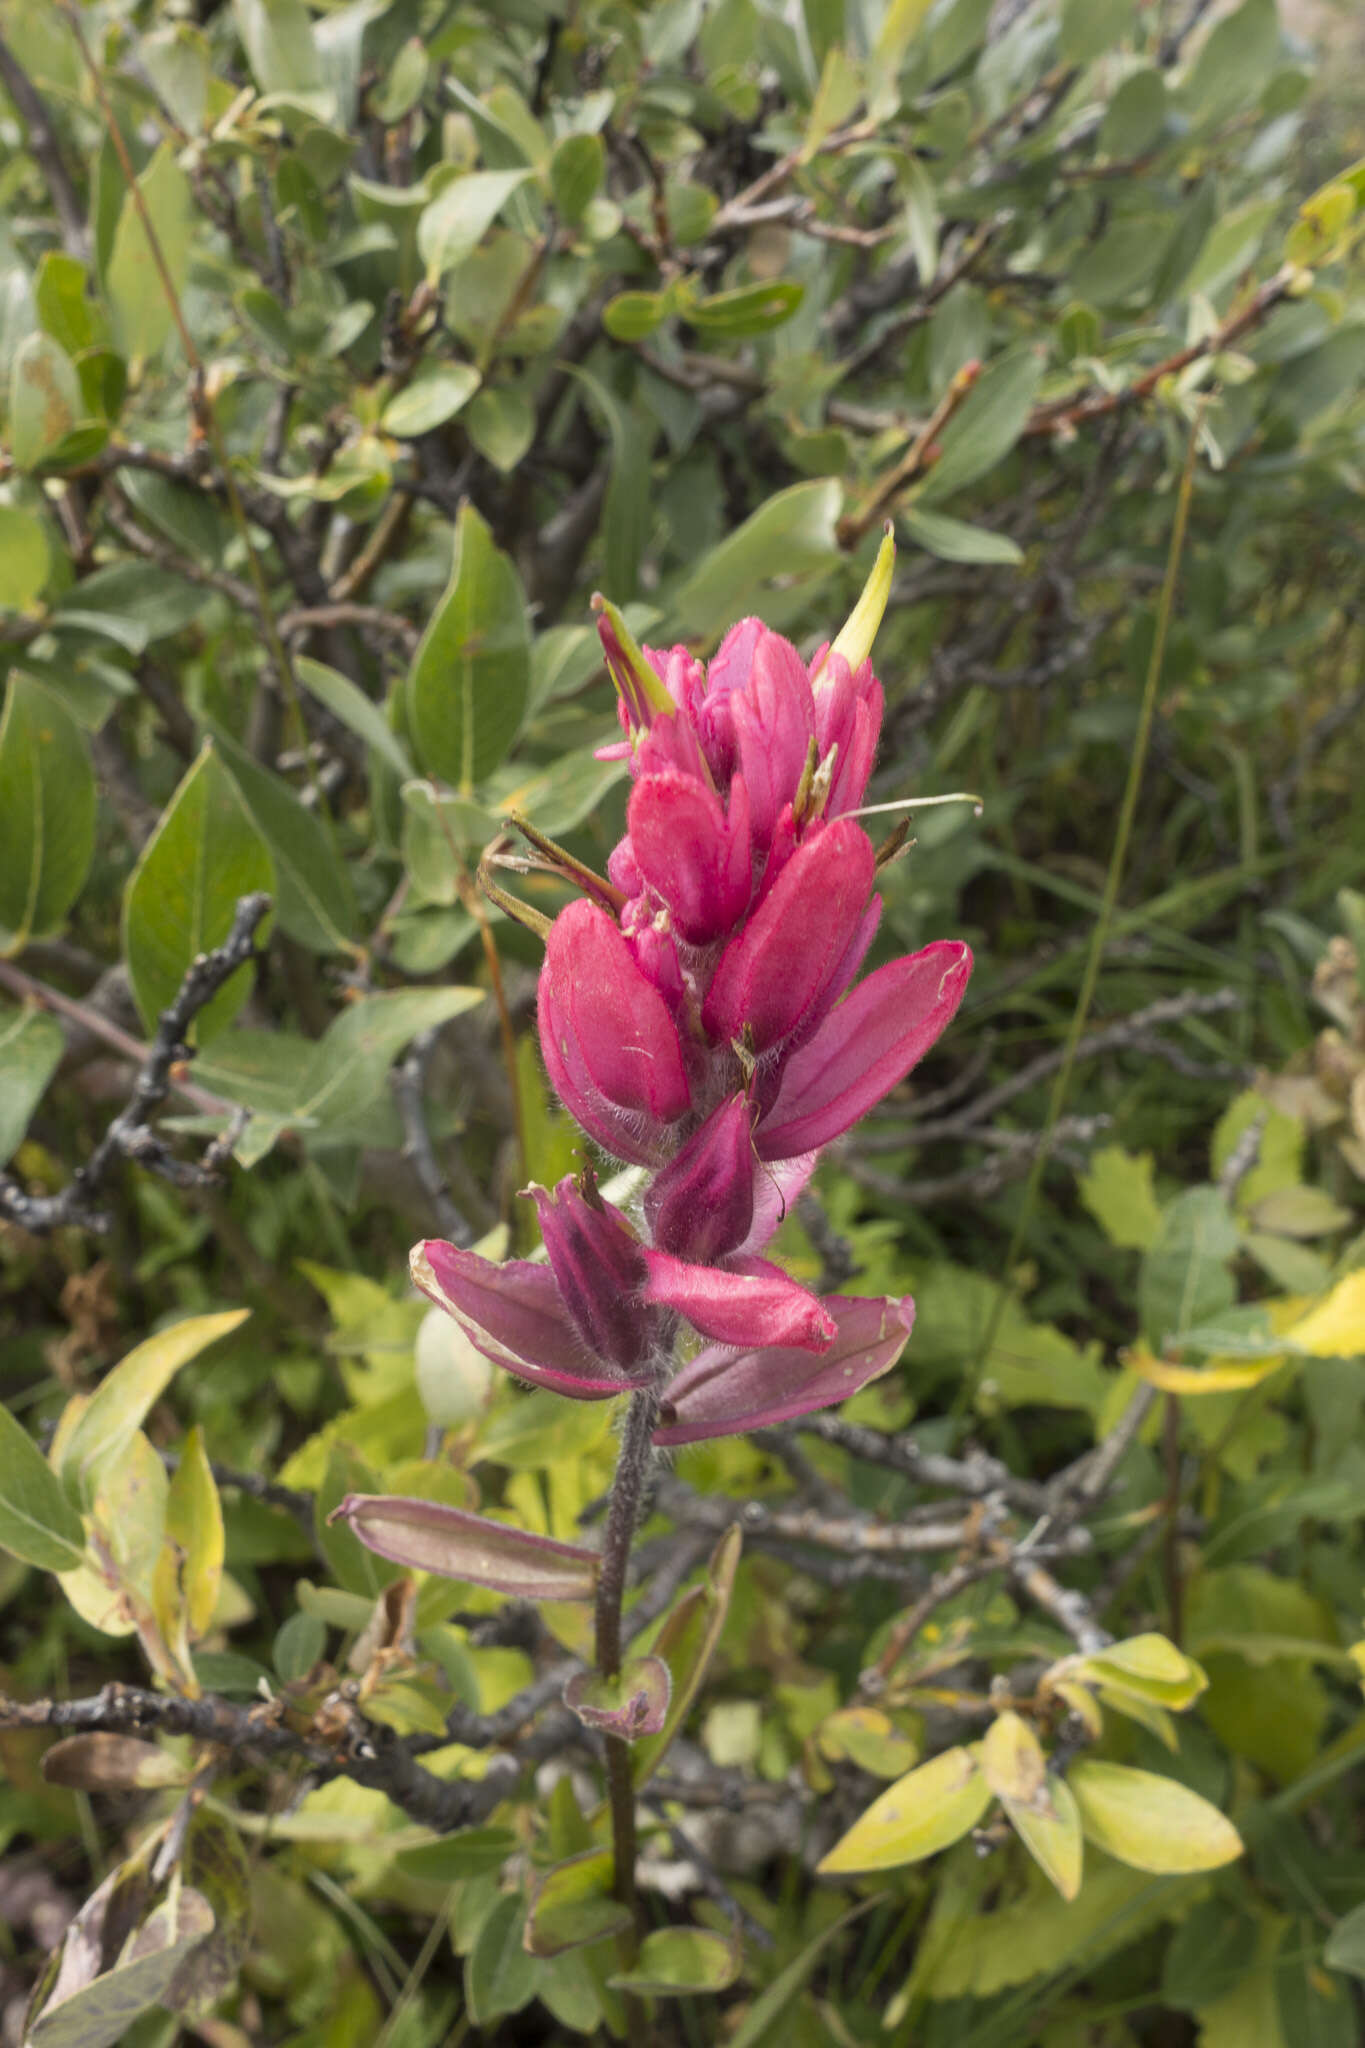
[527,1177,654,1372]
[329,1494,600,1601]
[412,1240,637,1399]
[757,940,974,1160]
[641,1249,836,1352]
[563,1656,672,1740]
[653,1294,915,1443]
[645,1095,756,1262]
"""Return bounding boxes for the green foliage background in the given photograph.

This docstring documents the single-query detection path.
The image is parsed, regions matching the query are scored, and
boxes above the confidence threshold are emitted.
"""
[1,0,1364,2042]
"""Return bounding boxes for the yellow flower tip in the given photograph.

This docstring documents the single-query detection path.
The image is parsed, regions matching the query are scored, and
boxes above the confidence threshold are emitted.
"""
[814,523,897,689]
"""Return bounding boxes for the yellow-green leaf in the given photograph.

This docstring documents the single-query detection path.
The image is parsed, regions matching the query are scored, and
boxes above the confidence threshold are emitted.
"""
[1079,1633,1208,1710]
[981,1711,1047,1805]
[817,1746,992,1875]
[1283,1270,1365,1358]
[1003,1771,1084,1902]
[1068,1761,1243,1873]
[58,1311,249,1506]
[608,1925,741,1996]
[164,1425,225,1637]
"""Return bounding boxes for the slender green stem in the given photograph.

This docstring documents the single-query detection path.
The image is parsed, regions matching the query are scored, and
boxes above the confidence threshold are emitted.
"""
[970,416,1204,1378]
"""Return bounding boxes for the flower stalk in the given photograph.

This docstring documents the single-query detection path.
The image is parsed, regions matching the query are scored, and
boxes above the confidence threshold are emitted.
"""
[595,1386,662,1926]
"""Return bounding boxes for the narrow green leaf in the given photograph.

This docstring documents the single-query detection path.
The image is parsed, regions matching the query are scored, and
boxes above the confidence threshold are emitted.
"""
[466,1895,538,2025]
[295,657,413,779]
[0,1002,64,1165]
[727,1899,882,2048]
[902,506,1024,566]
[0,1404,87,1572]
[406,502,530,791]
[122,742,275,1042]
[634,1524,741,1786]
[0,671,96,954]
[418,169,535,282]
[550,133,605,226]
[233,0,322,96]
[211,723,357,955]
[919,348,1042,505]
[106,144,194,363]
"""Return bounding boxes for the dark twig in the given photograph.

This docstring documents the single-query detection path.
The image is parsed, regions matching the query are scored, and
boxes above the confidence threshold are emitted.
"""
[0,894,270,1234]
[790,1413,1048,1514]
[0,1682,519,1835]
[393,1029,474,1246]
[0,33,87,257]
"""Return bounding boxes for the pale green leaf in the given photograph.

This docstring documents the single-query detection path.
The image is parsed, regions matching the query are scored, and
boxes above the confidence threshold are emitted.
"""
[7,333,82,471]
[0,1001,64,1165]
[122,742,274,1042]
[106,144,194,363]
[418,169,535,283]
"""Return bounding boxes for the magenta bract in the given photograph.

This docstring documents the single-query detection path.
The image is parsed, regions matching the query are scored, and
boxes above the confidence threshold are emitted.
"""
[653,1296,916,1444]
[412,1240,641,1399]
[644,1094,756,1263]
[528,1177,655,1373]
[757,940,974,1160]
[702,818,876,1051]
[538,897,691,1165]
[641,1249,837,1353]
[628,771,752,945]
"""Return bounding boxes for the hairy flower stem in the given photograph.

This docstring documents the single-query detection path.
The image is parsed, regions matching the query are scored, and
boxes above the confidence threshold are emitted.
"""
[595,1387,660,1929]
